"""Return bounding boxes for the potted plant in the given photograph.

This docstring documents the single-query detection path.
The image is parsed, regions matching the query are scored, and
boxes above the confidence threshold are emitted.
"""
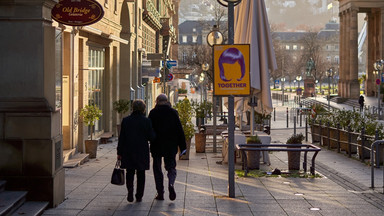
[286,133,304,170]
[80,104,102,158]
[246,135,262,169]
[174,98,195,160]
[192,100,212,129]
[113,99,131,135]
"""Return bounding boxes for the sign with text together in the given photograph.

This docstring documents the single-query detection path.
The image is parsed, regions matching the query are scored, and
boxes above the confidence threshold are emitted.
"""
[213,44,250,96]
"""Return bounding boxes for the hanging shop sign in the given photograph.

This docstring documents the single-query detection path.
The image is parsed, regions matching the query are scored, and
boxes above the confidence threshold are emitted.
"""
[51,0,104,26]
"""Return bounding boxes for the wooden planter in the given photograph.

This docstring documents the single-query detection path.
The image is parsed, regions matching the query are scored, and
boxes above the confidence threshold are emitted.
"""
[310,124,320,143]
[321,127,338,149]
[357,139,371,160]
[287,144,300,170]
[339,130,357,154]
[85,140,98,158]
[195,133,206,153]
[246,141,260,170]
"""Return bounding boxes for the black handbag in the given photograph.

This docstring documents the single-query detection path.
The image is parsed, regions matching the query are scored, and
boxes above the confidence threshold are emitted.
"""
[111,160,125,185]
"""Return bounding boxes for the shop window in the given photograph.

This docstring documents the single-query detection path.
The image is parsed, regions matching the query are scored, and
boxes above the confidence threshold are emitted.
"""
[88,48,105,134]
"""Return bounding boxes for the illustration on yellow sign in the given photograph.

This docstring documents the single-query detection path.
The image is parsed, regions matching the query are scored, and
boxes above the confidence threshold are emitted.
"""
[214,44,250,96]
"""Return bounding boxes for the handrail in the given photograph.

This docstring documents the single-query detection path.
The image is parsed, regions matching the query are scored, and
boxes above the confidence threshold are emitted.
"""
[236,143,321,176]
[370,140,384,192]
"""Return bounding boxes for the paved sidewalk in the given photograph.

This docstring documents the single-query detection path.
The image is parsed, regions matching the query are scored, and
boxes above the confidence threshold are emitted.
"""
[42,96,384,215]
[43,134,384,215]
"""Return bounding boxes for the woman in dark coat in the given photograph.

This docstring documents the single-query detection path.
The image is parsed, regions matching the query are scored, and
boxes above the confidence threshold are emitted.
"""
[117,99,155,203]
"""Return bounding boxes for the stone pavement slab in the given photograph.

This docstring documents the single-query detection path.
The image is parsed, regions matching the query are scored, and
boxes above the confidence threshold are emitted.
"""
[43,137,384,216]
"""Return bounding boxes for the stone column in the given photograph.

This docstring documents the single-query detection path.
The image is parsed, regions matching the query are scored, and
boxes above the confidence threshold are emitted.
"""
[0,0,64,207]
[349,8,360,99]
[367,12,376,96]
[339,11,346,97]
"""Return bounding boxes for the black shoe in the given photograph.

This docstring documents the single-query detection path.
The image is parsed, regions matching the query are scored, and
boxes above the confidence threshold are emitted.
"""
[169,185,176,201]
[135,194,142,202]
[155,193,164,200]
[127,192,134,202]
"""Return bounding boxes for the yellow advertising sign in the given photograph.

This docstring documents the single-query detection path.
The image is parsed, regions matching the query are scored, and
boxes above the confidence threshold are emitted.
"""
[213,44,250,96]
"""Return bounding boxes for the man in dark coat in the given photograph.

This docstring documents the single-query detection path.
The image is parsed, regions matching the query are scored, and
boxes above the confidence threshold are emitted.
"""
[148,94,187,201]
[117,99,155,203]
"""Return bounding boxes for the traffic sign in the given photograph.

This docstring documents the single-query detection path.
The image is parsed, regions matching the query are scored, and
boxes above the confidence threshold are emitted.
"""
[167,73,174,81]
[167,60,177,66]
[376,79,381,85]
[153,77,161,83]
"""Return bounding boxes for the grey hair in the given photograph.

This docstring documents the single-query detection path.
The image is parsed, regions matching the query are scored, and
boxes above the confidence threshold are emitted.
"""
[132,99,146,113]
[156,94,168,103]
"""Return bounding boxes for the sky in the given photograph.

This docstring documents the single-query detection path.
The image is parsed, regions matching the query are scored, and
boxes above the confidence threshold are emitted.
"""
[179,0,339,31]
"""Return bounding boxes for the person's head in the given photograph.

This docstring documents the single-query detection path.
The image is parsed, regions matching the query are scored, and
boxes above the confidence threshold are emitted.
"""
[156,94,168,105]
[132,99,146,113]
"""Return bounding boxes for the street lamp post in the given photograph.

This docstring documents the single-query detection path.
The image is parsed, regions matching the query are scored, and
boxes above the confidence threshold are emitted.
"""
[216,0,242,198]
[207,25,223,154]
[315,80,318,99]
[374,60,384,119]
[326,68,333,111]
[201,63,208,103]
[296,75,302,106]
[281,77,285,106]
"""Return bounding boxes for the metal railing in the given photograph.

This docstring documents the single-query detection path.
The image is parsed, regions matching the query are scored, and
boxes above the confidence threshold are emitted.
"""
[370,140,384,192]
[236,143,321,176]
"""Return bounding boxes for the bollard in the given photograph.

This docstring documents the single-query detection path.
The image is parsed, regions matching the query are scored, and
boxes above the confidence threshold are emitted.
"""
[305,116,308,142]
[286,107,289,128]
[360,127,365,162]
[348,126,352,158]
[274,107,276,121]
[337,123,340,153]
[319,120,322,146]
[375,130,380,168]
[294,116,296,135]
[327,122,330,150]
[300,111,302,127]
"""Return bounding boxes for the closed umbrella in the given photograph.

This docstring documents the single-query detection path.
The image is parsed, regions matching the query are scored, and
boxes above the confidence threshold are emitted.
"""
[233,0,277,131]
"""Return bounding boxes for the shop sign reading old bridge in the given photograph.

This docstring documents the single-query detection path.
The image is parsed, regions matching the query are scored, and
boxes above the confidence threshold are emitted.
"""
[51,0,104,26]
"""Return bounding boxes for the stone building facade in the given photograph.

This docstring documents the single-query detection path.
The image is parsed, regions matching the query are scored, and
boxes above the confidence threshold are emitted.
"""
[0,0,178,207]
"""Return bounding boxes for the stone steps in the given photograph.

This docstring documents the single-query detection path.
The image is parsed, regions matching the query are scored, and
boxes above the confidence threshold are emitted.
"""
[0,181,48,216]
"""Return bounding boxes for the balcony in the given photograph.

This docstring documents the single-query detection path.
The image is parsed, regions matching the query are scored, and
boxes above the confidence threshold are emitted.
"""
[143,0,162,31]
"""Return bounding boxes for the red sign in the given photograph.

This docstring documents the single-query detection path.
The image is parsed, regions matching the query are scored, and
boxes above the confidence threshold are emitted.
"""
[376,79,381,85]
[51,0,104,26]
[167,73,174,81]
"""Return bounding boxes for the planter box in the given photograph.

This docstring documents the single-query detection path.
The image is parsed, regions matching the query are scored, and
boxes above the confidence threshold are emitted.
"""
[339,130,357,154]
[85,140,98,158]
[246,141,261,170]
[321,127,338,149]
[195,133,206,153]
[310,124,321,143]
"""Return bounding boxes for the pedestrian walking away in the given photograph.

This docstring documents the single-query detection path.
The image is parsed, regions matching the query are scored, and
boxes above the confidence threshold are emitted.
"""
[117,99,156,203]
[359,95,365,112]
[148,94,187,201]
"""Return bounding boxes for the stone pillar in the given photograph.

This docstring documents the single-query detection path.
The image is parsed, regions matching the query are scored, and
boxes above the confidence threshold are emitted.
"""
[349,8,360,99]
[367,12,376,96]
[339,11,346,97]
[0,0,65,207]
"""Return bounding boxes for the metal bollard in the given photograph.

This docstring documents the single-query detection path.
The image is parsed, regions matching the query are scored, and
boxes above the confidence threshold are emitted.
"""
[286,107,289,128]
[274,107,276,121]
[294,116,296,135]
[305,116,308,142]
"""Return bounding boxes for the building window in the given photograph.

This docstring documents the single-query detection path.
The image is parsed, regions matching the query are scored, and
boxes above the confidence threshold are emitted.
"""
[326,55,331,62]
[192,36,198,43]
[301,46,304,50]
[182,35,187,43]
[88,47,105,134]
[334,45,339,51]
[285,45,290,50]
[193,28,196,32]
[114,0,117,12]
[334,56,339,64]
[293,45,297,50]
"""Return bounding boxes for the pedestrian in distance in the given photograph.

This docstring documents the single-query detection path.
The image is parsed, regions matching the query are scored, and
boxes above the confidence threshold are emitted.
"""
[117,99,156,203]
[358,95,365,112]
[148,94,187,201]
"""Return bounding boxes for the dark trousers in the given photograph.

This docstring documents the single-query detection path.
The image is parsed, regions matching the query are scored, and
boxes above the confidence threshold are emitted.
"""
[126,169,145,198]
[152,156,177,194]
